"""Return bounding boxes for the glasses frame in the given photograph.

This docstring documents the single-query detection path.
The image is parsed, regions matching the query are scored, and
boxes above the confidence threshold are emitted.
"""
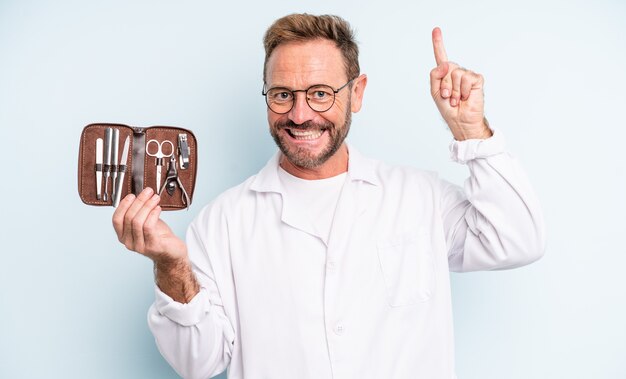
[262,79,354,114]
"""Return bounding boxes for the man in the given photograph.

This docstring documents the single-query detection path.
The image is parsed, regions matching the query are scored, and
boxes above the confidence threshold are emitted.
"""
[113,13,545,379]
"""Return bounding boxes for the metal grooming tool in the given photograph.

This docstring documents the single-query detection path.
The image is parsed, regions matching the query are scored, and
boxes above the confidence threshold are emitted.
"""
[113,136,130,207]
[146,139,174,194]
[110,128,120,201]
[103,128,113,202]
[95,138,103,200]
[164,157,176,196]
[159,156,191,209]
[177,133,190,170]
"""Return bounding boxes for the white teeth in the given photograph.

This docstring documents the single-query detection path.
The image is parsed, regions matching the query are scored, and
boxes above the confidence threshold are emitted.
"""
[289,129,323,140]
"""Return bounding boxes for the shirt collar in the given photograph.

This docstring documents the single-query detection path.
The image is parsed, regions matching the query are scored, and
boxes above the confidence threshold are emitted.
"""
[250,143,380,194]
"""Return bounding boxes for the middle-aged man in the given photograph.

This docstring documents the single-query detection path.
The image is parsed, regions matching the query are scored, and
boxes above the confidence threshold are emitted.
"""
[113,13,545,379]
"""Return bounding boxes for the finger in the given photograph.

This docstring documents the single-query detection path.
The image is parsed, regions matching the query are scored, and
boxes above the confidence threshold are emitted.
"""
[121,187,154,246]
[112,193,136,240]
[429,62,449,97]
[450,68,465,107]
[460,71,482,101]
[130,193,161,253]
[461,71,485,100]
[432,27,448,66]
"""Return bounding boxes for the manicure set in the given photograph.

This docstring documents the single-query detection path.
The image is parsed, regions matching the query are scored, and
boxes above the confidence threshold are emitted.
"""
[78,123,197,210]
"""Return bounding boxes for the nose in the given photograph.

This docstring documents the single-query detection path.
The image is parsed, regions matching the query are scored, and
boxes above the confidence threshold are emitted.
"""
[288,91,316,125]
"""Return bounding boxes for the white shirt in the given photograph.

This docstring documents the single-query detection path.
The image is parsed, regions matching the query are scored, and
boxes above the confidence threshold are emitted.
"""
[148,131,546,379]
[277,167,347,245]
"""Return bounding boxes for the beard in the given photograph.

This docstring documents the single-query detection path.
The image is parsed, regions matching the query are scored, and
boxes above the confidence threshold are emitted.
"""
[270,107,352,170]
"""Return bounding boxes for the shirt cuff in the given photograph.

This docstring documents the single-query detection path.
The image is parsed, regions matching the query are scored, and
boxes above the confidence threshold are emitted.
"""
[449,129,505,164]
[153,285,211,326]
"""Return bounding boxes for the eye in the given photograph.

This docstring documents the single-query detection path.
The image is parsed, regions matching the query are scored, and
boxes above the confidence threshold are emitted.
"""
[268,89,293,103]
[308,86,333,101]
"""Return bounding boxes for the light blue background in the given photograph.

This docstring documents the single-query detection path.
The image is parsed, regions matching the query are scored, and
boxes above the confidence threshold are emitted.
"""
[1,1,625,378]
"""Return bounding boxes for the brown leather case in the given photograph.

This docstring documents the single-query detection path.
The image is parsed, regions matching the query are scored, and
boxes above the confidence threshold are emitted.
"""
[78,123,198,210]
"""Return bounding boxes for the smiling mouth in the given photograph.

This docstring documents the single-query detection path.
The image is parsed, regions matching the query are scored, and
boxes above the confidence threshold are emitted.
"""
[286,128,325,140]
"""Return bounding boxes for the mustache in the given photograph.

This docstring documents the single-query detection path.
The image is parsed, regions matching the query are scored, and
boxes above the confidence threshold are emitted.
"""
[275,119,334,131]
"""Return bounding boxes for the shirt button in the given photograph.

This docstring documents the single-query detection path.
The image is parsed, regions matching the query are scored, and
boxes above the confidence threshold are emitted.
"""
[326,261,336,271]
[334,324,345,335]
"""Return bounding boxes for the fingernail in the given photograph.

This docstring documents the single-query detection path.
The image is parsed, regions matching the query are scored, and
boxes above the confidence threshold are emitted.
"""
[138,187,154,199]
[450,98,457,106]
[442,89,450,98]
[151,194,160,201]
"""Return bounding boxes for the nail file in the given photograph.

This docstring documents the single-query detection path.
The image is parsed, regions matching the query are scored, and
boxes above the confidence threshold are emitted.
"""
[103,128,113,202]
[110,128,120,201]
[113,136,130,208]
[95,138,103,200]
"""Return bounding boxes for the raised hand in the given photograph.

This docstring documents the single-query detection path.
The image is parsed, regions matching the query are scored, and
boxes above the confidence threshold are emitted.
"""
[429,27,492,140]
[112,187,199,303]
[112,187,187,264]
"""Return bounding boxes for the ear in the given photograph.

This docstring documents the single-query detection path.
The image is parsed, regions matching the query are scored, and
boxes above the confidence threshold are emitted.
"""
[350,74,368,113]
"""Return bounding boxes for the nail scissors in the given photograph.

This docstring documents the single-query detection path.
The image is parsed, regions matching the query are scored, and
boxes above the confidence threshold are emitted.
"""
[146,139,174,194]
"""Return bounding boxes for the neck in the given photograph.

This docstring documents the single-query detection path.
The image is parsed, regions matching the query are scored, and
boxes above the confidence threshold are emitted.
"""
[279,144,349,180]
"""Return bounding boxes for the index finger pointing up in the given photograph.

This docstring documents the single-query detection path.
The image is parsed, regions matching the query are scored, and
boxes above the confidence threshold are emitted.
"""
[432,27,448,65]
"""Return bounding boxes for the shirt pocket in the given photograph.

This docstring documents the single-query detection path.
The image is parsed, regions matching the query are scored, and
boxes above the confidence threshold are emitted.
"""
[377,230,435,307]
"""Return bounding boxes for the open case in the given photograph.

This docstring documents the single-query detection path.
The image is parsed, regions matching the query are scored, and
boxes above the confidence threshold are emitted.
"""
[78,123,198,210]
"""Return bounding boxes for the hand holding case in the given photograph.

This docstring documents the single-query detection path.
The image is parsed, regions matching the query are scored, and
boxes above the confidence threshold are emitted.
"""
[78,123,198,210]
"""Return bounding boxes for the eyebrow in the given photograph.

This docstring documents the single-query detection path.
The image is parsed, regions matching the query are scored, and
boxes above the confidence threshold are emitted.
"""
[265,82,338,90]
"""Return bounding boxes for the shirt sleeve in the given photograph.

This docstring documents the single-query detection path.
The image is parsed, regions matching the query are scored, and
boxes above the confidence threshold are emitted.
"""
[441,130,546,272]
[147,204,235,379]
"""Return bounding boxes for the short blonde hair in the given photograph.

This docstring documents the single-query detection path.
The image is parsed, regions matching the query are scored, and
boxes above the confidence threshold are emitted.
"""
[263,13,360,83]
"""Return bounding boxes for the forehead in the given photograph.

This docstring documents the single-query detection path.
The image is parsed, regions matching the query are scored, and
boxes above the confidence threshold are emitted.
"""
[266,39,346,87]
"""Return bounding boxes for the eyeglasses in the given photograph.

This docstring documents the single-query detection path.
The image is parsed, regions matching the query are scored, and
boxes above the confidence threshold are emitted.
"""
[262,79,354,114]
